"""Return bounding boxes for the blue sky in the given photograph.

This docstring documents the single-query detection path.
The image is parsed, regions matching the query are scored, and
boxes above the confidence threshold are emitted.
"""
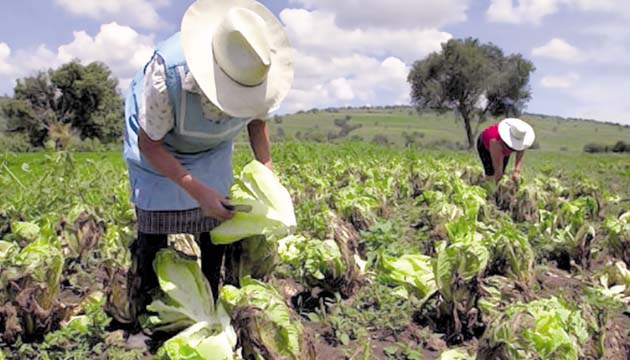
[1,0,629,124]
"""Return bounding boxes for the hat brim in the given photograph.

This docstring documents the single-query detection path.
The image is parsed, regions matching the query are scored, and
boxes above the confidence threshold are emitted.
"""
[498,118,536,151]
[181,0,294,118]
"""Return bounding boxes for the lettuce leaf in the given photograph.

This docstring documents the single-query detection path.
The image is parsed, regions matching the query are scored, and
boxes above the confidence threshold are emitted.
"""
[150,249,238,359]
[147,249,216,333]
[220,277,304,359]
[481,297,588,360]
[378,253,437,303]
[211,161,296,245]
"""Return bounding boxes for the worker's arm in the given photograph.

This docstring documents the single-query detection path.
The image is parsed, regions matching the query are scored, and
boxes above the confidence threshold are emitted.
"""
[248,119,273,170]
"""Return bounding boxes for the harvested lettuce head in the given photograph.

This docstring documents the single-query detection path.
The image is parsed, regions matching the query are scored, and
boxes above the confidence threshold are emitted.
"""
[220,277,313,360]
[211,161,296,245]
[149,249,238,360]
[479,297,588,360]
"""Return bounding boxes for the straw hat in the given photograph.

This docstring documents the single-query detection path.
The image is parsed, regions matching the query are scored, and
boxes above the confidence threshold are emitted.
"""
[181,0,294,118]
[498,118,536,151]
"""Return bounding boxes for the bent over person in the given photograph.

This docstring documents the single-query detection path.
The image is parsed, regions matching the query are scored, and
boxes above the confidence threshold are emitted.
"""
[122,0,294,323]
[477,118,536,182]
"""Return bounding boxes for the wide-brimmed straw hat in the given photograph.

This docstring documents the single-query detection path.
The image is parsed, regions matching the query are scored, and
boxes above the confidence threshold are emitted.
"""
[181,0,294,118]
[498,118,536,151]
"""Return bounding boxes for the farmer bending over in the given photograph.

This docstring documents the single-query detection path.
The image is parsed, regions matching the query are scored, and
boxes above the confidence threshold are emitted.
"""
[122,0,294,323]
[477,118,536,183]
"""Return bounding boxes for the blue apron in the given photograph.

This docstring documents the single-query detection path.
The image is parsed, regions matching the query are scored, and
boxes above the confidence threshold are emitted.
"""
[123,33,251,211]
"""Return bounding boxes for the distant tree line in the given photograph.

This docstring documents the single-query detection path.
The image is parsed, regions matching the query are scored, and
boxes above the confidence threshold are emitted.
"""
[1,61,123,151]
[584,141,630,154]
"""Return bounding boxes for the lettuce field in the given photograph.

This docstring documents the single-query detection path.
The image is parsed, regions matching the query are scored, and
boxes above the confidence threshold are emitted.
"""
[0,143,629,359]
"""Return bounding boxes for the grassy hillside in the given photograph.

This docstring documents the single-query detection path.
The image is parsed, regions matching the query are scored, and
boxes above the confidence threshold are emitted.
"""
[260,107,629,152]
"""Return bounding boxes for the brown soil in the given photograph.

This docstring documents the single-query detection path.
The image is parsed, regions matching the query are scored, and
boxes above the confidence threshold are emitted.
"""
[306,321,479,359]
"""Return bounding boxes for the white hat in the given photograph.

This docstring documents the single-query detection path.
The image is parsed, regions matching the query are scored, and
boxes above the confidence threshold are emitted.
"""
[181,0,294,118]
[498,118,536,151]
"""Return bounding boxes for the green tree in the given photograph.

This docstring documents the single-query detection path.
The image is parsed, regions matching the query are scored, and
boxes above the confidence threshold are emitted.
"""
[1,61,123,147]
[408,38,535,149]
[50,62,123,142]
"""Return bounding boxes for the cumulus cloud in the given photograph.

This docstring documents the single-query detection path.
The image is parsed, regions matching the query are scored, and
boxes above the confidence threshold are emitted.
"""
[0,23,155,93]
[487,0,562,24]
[288,0,470,29]
[55,0,169,29]
[540,73,580,88]
[280,9,451,63]
[0,43,14,76]
[487,0,630,24]
[532,38,583,63]
[58,23,155,83]
[276,7,451,112]
[281,53,410,113]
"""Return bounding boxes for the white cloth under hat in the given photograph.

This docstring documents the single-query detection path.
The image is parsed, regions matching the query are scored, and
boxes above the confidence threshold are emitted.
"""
[498,118,536,151]
[181,0,294,118]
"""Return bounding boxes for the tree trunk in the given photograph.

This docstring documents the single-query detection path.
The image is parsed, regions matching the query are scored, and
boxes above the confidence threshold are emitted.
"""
[461,110,475,150]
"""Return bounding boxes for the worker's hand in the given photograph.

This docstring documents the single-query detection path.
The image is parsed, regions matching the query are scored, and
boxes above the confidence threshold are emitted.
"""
[263,160,273,170]
[196,185,234,221]
[512,170,521,182]
[493,172,504,183]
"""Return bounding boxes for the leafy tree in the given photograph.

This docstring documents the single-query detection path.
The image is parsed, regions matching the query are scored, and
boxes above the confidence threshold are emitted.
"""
[408,38,535,149]
[1,61,123,147]
[50,62,122,142]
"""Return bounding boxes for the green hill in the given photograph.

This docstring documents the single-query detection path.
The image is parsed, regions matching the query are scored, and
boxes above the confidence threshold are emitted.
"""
[262,106,629,152]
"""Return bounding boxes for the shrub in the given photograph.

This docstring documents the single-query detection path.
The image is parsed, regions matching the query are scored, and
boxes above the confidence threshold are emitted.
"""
[372,134,389,145]
[612,141,628,153]
[583,143,606,153]
[0,132,32,152]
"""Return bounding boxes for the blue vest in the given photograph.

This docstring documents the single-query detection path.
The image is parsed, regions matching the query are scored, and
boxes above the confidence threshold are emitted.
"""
[123,33,251,211]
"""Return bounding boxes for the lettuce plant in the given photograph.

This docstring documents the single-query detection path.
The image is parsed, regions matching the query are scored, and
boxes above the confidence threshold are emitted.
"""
[148,249,238,360]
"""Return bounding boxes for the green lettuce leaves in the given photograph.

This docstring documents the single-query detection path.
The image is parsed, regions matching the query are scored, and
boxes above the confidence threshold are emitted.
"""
[211,161,296,245]
[149,249,238,360]
[220,277,305,359]
[480,297,588,360]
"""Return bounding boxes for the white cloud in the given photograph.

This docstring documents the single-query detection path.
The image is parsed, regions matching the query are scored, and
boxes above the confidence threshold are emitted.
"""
[532,38,583,63]
[0,23,154,93]
[280,9,451,63]
[487,0,630,24]
[288,0,470,29]
[276,5,453,113]
[487,0,562,24]
[540,73,580,88]
[0,43,14,76]
[55,0,169,29]
[330,78,354,101]
[58,23,155,84]
[281,53,410,113]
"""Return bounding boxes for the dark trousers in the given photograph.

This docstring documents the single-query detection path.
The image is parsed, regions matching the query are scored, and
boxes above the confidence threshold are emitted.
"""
[477,135,510,176]
[127,232,227,320]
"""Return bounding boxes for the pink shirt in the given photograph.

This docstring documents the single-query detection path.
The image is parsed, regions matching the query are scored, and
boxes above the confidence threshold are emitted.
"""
[481,123,512,156]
